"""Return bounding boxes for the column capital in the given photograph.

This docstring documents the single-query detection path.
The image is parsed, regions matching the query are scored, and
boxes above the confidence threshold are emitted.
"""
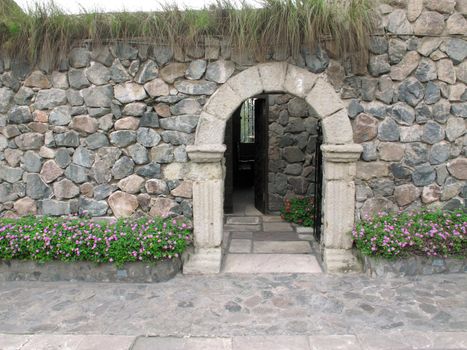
[321,144,362,163]
[187,144,226,163]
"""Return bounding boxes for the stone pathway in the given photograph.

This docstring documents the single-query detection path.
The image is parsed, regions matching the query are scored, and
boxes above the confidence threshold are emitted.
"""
[222,215,322,273]
[3,332,467,349]
[1,273,467,348]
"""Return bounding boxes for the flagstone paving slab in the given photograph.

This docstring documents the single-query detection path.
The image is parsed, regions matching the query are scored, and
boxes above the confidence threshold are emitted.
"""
[0,274,466,341]
[222,254,323,273]
[229,239,252,253]
[232,335,310,349]
[253,241,312,254]
[262,215,286,222]
[226,217,261,225]
[2,333,467,350]
[224,224,262,232]
[253,231,302,241]
[230,232,253,239]
[308,335,360,350]
[0,334,31,350]
[263,222,294,232]
[133,336,232,350]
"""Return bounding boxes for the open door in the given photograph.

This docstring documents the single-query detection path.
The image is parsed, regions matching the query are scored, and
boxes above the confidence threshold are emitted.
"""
[254,97,269,214]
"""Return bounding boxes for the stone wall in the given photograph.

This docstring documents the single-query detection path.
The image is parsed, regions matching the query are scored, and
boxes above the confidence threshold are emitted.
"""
[352,0,467,218]
[0,0,466,219]
[268,94,318,212]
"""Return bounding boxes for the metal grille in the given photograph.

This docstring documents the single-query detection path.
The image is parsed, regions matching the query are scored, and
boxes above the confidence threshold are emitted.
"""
[240,99,255,143]
[314,123,323,242]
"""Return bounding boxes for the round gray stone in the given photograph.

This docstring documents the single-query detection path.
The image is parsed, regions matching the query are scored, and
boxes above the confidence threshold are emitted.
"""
[22,150,42,172]
[412,164,436,186]
[8,106,32,124]
[136,128,161,147]
[421,121,444,144]
[110,130,137,147]
[398,78,425,107]
[429,142,450,165]
[49,106,72,126]
[111,156,135,179]
[391,103,415,125]
[128,143,149,165]
[25,173,52,199]
[378,118,400,141]
[186,59,207,80]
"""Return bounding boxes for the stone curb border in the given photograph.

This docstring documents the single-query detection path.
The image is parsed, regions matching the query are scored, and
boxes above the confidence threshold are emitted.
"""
[357,250,467,277]
[2,332,467,350]
[0,257,183,283]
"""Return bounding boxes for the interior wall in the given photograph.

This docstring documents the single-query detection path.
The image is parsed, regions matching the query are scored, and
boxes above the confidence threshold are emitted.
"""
[267,94,319,212]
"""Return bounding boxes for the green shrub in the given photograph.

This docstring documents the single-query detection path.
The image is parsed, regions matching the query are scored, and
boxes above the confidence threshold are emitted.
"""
[0,215,192,267]
[280,197,315,227]
[353,210,467,259]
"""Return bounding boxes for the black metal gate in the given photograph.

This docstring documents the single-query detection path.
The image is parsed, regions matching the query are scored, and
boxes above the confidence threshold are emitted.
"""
[313,124,323,242]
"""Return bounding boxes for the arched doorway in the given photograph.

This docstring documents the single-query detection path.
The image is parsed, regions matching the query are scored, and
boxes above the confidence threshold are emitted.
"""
[185,62,362,273]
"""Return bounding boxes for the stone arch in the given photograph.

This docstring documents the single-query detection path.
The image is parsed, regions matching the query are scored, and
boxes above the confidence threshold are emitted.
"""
[185,62,363,274]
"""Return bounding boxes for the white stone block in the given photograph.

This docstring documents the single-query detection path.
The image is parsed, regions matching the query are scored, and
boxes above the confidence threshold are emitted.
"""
[193,180,224,248]
[187,163,224,180]
[258,62,288,93]
[194,112,226,146]
[321,144,363,162]
[323,248,362,273]
[322,180,355,250]
[323,162,357,181]
[183,247,223,274]
[321,109,354,144]
[204,84,243,121]
[227,66,263,101]
[284,64,317,98]
[305,78,344,117]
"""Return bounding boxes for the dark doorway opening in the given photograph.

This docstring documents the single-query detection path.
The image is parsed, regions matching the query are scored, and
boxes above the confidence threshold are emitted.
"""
[224,97,269,215]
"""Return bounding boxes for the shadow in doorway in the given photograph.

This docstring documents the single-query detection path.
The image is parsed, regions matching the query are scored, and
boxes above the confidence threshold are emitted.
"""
[224,97,268,216]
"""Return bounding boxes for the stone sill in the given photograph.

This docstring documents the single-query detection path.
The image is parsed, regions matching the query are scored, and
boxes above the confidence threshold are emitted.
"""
[357,250,467,278]
[0,257,184,283]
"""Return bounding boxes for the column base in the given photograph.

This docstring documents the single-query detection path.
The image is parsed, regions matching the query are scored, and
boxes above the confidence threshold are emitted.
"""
[323,248,362,273]
[183,248,222,274]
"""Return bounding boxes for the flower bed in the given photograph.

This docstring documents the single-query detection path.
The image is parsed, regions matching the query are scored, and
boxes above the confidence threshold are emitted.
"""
[0,216,192,268]
[353,210,466,259]
[280,197,315,227]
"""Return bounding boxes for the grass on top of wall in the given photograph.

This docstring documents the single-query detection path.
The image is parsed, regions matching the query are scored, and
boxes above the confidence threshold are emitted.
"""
[0,0,376,66]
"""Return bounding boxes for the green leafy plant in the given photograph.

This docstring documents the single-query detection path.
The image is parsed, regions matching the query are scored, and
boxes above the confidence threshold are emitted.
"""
[0,0,376,67]
[280,197,315,227]
[353,209,467,259]
[0,215,192,267]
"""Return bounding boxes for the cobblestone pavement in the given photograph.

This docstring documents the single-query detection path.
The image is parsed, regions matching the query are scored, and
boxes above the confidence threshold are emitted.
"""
[1,273,467,349]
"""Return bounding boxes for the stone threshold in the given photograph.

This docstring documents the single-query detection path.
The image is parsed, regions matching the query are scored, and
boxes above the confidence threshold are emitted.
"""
[358,250,467,277]
[222,254,323,274]
[0,257,183,283]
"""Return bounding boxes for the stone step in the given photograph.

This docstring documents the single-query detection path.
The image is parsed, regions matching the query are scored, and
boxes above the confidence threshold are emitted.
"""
[296,226,314,234]
[222,254,322,273]
[253,241,312,254]
[226,216,261,225]
[262,215,284,222]
[224,224,261,232]
[229,239,252,253]
[253,231,300,241]
[263,222,294,232]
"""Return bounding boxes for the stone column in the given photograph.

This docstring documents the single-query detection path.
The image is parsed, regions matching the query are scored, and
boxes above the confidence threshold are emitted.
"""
[183,144,226,274]
[320,144,362,273]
